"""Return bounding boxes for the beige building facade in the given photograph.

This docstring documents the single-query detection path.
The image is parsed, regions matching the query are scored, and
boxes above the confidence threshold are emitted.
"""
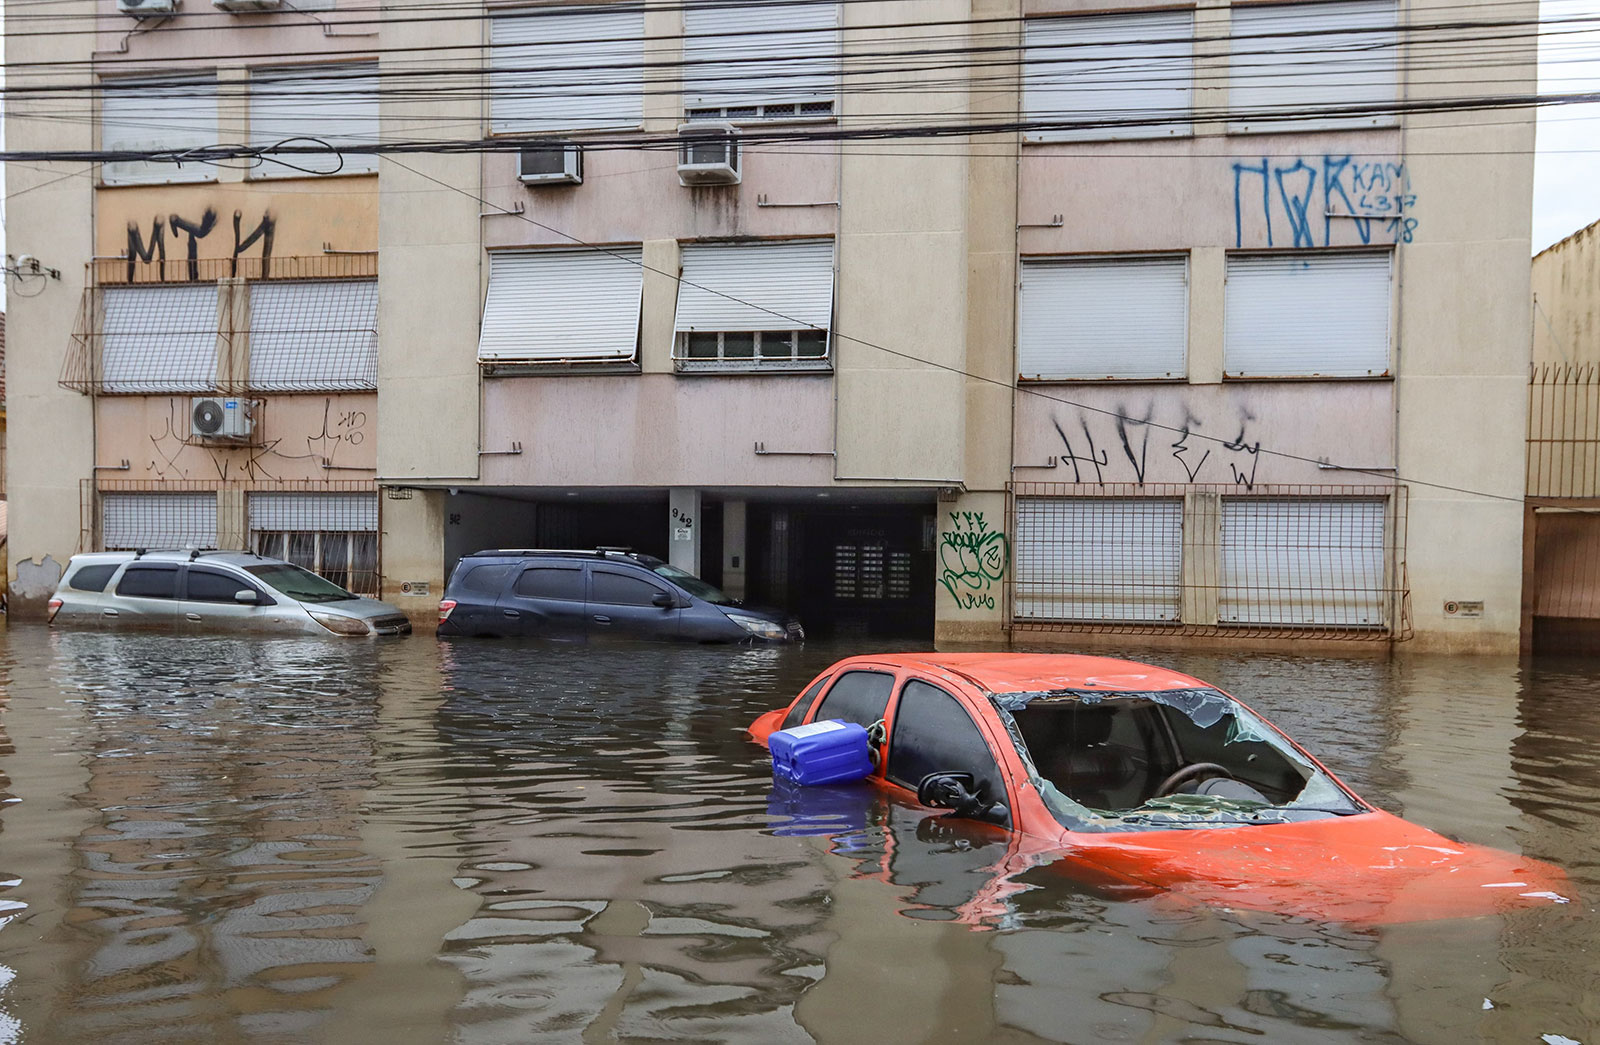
[6,0,1539,651]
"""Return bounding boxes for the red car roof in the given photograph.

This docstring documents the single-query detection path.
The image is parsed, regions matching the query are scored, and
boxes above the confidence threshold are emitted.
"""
[845,653,1213,695]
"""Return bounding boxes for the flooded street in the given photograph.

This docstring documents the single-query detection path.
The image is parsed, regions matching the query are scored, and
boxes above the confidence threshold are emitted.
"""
[0,626,1597,1044]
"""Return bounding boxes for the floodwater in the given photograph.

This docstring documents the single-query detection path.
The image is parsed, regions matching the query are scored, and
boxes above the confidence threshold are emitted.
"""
[0,626,1597,1044]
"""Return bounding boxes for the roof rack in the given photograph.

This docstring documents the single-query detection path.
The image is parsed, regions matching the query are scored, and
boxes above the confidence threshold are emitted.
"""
[465,547,644,559]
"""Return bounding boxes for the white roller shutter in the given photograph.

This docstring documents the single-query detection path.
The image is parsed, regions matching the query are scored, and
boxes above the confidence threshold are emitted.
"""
[249,493,378,532]
[101,284,220,393]
[249,280,378,390]
[1230,1,1398,132]
[490,7,644,133]
[1023,12,1193,142]
[478,248,643,363]
[675,240,834,332]
[1220,498,1387,626]
[684,0,839,110]
[100,77,218,185]
[1224,253,1391,377]
[248,64,379,177]
[102,493,218,550]
[1014,498,1183,622]
[1018,257,1187,379]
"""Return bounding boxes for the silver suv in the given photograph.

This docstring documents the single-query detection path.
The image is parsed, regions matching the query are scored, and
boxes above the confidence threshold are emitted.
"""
[49,551,412,637]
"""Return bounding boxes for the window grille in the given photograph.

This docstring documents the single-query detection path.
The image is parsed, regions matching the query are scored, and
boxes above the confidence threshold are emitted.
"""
[101,492,219,550]
[249,492,379,595]
[686,101,835,123]
[1007,483,1408,640]
[100,284,220,394]
[1528,363,1600,498]
[248,280,378,391]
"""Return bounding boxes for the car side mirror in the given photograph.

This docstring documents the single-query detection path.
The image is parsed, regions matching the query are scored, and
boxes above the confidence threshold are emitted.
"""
[917,771,1009,826]
[234,589,259,604]
[651,591,676,609]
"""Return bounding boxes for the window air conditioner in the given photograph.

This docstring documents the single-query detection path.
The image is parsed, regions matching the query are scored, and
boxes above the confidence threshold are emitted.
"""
[212,0,281,11]
[677,122,741,187]
[117,0,178,16]
[518,142,583,185]
[191,397,257,441]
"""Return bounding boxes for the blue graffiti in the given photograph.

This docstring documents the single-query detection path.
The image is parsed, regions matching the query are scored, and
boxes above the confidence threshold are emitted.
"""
[1233,155,1418,249]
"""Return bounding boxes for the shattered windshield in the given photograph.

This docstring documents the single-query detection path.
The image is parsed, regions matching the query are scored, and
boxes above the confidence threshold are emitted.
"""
[993,688,1364,832]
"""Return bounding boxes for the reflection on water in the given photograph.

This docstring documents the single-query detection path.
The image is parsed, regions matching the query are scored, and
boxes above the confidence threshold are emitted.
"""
[0,629,1597,1043]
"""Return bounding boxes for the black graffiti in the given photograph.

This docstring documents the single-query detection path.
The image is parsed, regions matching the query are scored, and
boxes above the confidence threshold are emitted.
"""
[1054,418,1108,486]
[125,208,276,281]
[1114,404,1154,485]
[1170,414,1211,482]
[1222,424,1262,490]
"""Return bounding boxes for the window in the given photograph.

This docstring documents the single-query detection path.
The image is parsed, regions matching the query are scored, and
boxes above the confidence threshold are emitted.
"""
[66,564,120,593]
[512,566,585,601]
[248,280,378,391]
[1023,12,1193,142]
[683,0,838,119]
[102,493,218,551]
[1018,256,1188,380]
[460,563,516,595]
[813,670,895,729]
[250,493,378,596]
[100,285,220,394]
[117,565,180,599]
[1229,1,1398,134]
[186,569,257,603]
[590,569,665,606]
[886,681,1006,813]
[1220,498,1388,627]
[1014,498,1183,622]
[780,676,833,730]
[248,65,379,177]
[491,7,644,133]
[1223,253,1391,377]
[674,240,834,371]
[99,76,218,185]
[479,248,644,365]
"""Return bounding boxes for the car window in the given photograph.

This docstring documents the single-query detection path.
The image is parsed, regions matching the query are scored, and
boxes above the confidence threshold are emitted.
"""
[812,670,895,729]
[512,566,585,602]
[66,564,119,592]
[780,676,832,730]
[116,565,179,599]
[459,563,515,596]
[185,569,256,604]
[244,564,356,603]
[887,681,1008,819]
[590,569,665,607]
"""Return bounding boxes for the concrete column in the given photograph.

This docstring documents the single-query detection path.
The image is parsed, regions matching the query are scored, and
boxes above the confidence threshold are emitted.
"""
[640,239,681,375]
[218,488,248,550]
[216,66,250,185]
[933,490,1009,646]
[1187,247,1226,385]
[381,489,448,627]
[722,499,747,599]
[669,488,701,574]
[1182,490,1221,625]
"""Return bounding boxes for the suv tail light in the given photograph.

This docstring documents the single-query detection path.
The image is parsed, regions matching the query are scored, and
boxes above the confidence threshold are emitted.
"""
[47,598,63,623]
[438,600,457,625]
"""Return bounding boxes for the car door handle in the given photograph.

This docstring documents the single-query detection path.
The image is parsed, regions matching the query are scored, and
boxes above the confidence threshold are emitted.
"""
[503,609,521,618]
[593,615,611,624]
[101,609,118,617]
[185,613,202,622]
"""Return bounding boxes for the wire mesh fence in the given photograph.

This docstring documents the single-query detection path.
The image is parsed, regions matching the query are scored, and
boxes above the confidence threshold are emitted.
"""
[1007,482,1409,640]
[62,256,378,395]
[1528,363,1600,498]
[85,480,381,595]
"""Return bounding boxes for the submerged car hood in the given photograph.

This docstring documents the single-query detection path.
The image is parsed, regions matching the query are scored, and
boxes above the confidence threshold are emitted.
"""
[1052,810,1572,925]
[313,597,409,620]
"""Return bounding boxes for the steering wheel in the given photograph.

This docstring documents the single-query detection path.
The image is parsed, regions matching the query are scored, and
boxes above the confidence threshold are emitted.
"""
[1154,761,1235,797]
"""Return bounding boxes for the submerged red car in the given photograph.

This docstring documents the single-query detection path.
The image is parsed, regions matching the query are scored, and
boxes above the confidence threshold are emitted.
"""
[750,653,1572,925]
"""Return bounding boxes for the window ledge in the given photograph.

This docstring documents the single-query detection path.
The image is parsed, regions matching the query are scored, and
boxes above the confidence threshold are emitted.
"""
[480,359,641,377]
[1018,374,1188,384]
[674,358,833,375]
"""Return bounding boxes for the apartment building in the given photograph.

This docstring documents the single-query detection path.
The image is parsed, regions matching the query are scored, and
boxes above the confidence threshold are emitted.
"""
[7,0,1537,651]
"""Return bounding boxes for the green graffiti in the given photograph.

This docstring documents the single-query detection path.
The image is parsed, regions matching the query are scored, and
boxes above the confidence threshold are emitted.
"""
[938,511,1010,610]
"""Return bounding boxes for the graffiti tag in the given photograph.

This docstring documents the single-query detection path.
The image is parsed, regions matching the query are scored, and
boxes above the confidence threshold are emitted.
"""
[939,511,1010,610]
[1233,155,1418,249]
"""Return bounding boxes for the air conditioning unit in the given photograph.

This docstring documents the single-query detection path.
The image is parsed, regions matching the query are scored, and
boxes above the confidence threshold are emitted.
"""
[212,0,281,11]
[191,397,256,441]
[117,0,178,16]
[677,122,740,186]
[518,142,583,185]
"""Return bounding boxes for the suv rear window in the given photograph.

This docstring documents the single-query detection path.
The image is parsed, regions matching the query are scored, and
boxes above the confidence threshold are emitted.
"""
[590,569,664,607]
[186,569,255,603]
[459,563,515,595]
[116,565,179,599]
[67,564,119,592]
[512,566,585,602]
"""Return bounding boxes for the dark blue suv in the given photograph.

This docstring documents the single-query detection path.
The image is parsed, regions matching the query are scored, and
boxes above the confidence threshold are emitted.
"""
[438,548,804,643]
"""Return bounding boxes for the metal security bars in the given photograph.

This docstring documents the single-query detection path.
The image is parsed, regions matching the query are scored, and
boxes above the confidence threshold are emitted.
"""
[1008,483,1409,640]
[62,256,379,395]
[1528,363,1600,498]
[84,481,380,595]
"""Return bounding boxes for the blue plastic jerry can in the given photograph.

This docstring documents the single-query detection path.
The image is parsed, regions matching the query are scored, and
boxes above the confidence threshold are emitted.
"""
[769,719,874,787]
